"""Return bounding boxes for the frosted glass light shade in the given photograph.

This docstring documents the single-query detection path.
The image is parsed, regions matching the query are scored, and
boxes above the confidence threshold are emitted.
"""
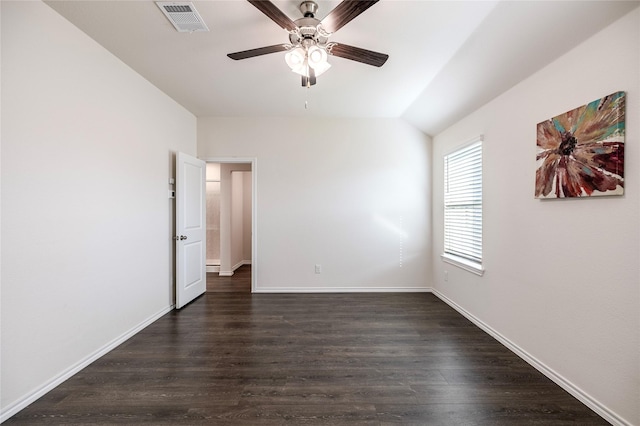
[307,45,327,67]
[285,45,331,78]
[307,45,330,76]
[285,48,306,70]
[310,60,331,76]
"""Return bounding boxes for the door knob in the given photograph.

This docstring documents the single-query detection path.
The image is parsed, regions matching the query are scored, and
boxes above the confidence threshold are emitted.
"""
[173,235,188,241]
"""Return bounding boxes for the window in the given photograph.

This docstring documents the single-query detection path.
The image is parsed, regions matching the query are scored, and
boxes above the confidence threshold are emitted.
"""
[442,137,484,275]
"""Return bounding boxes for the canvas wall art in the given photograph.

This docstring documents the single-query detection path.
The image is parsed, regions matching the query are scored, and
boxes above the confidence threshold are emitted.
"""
[535,91,625,198]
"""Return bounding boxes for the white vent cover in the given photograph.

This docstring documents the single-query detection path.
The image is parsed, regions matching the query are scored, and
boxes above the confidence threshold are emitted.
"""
[156,2,209,33]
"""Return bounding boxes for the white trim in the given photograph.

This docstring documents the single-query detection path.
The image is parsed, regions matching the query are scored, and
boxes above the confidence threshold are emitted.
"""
[206,259,220,273]
[231,260,245,271]
[431,289,631,426]
[0,304,174,423]
[217,260,251,276]
[441,253,484,276]
[445,134,484,156]
[253,287,432,293]
[200,157,257,293]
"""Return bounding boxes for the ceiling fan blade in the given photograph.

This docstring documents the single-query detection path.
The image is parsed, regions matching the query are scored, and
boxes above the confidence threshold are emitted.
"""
[328,43,388,67]
[247,0,298,32]
[320,0,379,34]
[227,44,289,60]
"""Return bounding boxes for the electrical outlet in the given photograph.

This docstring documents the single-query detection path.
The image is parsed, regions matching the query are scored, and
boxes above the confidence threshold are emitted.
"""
[444,270,448,282]
[315,264,322,274]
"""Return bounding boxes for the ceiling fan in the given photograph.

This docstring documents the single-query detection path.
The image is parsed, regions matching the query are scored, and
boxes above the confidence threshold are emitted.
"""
[227,0,389,87]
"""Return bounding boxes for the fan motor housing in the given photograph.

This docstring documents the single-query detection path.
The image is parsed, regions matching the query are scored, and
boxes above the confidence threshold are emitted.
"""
[289,17,328,45]
[288,1,329,46]
[299,1,318,17]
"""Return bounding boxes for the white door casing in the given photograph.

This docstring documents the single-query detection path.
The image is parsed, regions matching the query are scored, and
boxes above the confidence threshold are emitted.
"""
[176,152,206,309]
[202,157,257,292]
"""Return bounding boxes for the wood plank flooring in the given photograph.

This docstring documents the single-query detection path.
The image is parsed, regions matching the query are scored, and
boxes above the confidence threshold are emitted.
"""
[6,268,607,425]
[208,265,251,293]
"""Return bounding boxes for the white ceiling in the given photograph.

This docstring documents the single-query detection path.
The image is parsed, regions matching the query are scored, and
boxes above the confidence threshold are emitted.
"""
[45,0,638,136]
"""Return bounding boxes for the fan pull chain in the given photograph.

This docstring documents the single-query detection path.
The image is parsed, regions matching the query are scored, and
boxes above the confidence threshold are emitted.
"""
[305,86,310,110]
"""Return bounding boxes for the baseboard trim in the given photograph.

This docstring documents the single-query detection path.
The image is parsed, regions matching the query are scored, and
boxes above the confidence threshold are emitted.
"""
[254,287,432,293]
[219,261,251,276]
[232,260,250,270]
[0,304,174,423]
[431,288,630,426]
[206,265,220,273]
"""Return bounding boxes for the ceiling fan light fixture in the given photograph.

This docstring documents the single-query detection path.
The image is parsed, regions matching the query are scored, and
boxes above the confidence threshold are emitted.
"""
[229,0,388,86]
[285,45,331,79]
[310,58,331,76]
[285,47,306,70]
[307,45,327,68]
[290,62,309,77]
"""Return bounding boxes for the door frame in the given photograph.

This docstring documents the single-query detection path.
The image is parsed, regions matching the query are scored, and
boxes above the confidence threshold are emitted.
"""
[202,157,257,293]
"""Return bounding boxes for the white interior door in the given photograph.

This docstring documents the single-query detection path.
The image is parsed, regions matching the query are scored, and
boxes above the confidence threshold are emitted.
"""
[176,152,206,309]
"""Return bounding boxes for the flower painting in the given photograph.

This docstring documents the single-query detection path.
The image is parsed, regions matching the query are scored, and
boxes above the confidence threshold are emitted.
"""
[535,91,625,198]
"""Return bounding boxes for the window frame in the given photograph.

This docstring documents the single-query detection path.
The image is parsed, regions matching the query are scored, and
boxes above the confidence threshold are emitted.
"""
[441,136,484,276]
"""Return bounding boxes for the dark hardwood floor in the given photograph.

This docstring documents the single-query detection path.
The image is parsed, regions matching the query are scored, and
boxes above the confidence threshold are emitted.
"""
[208,265,251,293]
[7,268,606,424]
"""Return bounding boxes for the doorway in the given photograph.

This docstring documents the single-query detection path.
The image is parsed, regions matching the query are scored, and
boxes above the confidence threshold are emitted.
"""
[204,160,255,292]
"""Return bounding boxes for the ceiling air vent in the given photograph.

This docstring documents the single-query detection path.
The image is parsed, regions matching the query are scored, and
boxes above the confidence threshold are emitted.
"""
[156,2,209,33]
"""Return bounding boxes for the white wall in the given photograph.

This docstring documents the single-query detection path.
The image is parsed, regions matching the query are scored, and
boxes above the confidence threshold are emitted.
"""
[231,170,253,268]
[242,172,252,262]
[0,1,196,418]
[231,171,245,268]
[198,118,431,291]
[205,163,221,264]
[431,8,639,425]
[218,163,252,275]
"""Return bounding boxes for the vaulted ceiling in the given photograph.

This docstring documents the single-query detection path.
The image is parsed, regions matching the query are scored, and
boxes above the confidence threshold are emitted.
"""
[46,0,638,136]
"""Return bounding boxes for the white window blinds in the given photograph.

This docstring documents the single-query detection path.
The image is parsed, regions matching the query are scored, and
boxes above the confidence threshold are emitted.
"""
[444,139,482,264]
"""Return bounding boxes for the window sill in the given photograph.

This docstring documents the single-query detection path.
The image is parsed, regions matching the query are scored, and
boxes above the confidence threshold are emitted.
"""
[441,253,484,276]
